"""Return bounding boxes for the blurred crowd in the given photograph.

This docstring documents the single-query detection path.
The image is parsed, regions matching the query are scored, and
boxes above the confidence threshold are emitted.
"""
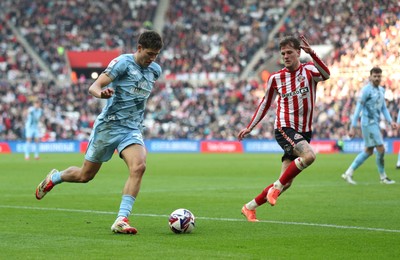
[3,0,158,81]
[0,0,399,141]
[0,80,101,140]
[160,0,290,75]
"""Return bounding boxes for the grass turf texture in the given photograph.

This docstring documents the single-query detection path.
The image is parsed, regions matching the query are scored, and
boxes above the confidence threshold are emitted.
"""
[1,153,399,259]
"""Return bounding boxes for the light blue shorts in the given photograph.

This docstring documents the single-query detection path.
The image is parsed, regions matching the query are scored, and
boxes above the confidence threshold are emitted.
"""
[361,124,383,148]
[85,123,145,163]
[25,127,41,139]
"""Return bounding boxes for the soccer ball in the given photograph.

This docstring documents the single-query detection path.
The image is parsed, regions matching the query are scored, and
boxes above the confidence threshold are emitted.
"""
[168,208,195,234]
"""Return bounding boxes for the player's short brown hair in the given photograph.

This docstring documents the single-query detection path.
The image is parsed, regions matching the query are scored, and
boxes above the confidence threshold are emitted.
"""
[138,30,163,50]
[370,66,382,75]
[279,36,301,50]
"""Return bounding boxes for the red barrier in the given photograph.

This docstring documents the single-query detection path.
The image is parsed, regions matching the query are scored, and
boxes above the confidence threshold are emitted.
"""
[67,50,121,68]
[393,141,400,154]
[200,141,243,153]
[80,141,89,153]
[0,143,11,153]
[310,140,337,153]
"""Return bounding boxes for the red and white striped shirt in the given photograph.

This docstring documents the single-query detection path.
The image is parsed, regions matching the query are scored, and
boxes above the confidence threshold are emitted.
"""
[247,52,330,133]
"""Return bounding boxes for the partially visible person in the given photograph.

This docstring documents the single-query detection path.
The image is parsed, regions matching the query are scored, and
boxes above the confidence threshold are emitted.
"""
[238,35,330,222]
[341,67,397,184]
[335,138,344,152]
[24,100,43,160]
[396,109,400,169]
[34,30,164,234]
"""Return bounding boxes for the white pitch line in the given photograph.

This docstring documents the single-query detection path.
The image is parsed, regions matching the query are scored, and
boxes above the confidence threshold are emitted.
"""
[1,205,400,233]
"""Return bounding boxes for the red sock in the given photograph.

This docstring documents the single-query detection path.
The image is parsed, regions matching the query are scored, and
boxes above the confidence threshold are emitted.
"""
[254,184,273,205]
[279,160,302,185]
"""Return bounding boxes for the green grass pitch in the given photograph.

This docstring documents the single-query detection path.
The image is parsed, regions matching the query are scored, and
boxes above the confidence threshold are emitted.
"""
[1,153,399,259]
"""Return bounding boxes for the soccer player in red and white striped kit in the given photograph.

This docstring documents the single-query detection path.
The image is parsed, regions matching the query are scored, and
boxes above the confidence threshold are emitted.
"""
[238,35,330,222]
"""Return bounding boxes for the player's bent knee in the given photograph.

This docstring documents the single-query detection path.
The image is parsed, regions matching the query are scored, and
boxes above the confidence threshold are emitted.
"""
[130,162,146,176]
[295,157,312,170]
[306,150,316,164]
[366,151,374,156]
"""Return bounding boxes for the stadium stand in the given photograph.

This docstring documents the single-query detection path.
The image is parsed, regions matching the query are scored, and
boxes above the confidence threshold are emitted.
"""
[0,1,399,141]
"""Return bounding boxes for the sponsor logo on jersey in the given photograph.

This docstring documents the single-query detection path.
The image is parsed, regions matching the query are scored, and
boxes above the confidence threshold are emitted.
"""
[281,87,309,99]
[130,86,150,97]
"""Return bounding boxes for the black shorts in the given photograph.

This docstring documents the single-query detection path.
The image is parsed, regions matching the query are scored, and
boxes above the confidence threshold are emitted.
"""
[275,127,312,162]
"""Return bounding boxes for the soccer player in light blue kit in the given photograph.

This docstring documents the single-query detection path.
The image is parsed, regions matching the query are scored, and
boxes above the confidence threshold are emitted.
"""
[24,100,43,160]
[342,67,397,185]
[35,31,163,234]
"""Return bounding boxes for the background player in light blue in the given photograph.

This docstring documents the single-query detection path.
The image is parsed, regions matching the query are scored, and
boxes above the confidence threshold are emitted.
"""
[24,100,43,160]
[342,67,397,185]
[35,31,164,234]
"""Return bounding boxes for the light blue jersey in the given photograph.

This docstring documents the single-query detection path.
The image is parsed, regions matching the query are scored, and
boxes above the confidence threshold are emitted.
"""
[96,54,162,129]
[351,83,392,127]
[351,83,392,147]
[25,106,43,138]
[86,54,162,163]
[397,109,400,124]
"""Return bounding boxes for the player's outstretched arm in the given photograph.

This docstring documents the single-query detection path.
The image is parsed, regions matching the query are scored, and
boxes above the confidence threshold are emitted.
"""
[348,127,357,139]
[238,128,251,141]
[300,35,330,80]
[299,35,313,54]
[88,73,114,99]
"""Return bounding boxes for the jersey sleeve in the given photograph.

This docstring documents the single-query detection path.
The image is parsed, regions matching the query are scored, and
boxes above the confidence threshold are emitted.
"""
[26,107,33,125]
[381,103,392,124]
[246,75,277,130]
[380,88,393,123]
[150,63,162,80]
[350,87,368,127]
[397,109,400,124]
[309,52,330,82]
[103,55,128,80]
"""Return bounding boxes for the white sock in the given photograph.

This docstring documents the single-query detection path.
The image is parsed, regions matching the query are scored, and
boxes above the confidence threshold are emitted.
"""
[273,180,284,190]
[245,199,259,210]
[345,168,354,176]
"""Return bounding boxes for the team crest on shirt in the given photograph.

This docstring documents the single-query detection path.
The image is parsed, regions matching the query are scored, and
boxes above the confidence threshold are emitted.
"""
[297,75,305,83]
